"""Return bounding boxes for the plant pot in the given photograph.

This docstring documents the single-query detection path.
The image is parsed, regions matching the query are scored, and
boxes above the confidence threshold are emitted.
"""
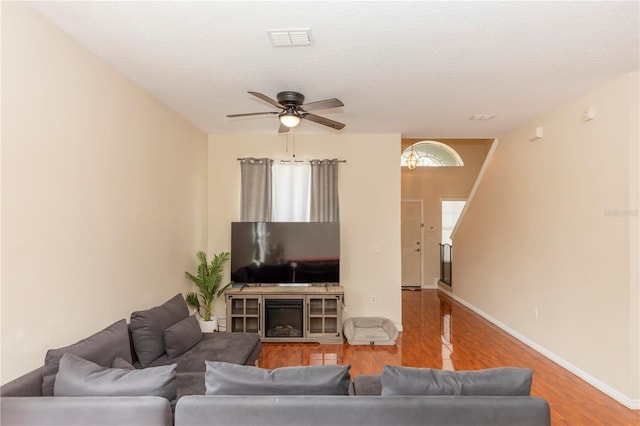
[198,317,218,333]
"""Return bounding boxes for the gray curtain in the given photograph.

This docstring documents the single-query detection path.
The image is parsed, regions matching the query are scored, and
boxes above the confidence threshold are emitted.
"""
[240,158,273,221]
[310,159,339,222]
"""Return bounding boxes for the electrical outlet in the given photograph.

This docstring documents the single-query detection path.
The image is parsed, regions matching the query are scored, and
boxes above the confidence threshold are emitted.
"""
[371,296,377,304]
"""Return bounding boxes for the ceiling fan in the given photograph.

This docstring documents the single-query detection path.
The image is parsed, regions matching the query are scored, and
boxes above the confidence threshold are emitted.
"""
[226,91,345,133]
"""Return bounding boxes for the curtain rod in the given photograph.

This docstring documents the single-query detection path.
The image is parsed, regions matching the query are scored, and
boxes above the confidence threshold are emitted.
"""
[237,158,346,163]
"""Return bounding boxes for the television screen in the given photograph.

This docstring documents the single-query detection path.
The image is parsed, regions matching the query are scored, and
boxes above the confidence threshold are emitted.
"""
[231,222,340,285]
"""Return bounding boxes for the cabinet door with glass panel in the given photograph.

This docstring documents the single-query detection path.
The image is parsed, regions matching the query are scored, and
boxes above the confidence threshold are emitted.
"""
[227,295,262,334]
[306,295,342,338]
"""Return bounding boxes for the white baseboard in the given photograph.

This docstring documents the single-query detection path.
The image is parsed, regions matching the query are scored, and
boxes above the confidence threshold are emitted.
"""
[438,287,640,410]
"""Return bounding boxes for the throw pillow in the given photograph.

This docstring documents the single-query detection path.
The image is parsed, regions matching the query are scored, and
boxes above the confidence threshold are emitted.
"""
[111,356,135,369]
[380,365,533,396]
[129,294,189,366]
[42,319,132,396]
[164,315,203,358]
[54,353,177,400]
[205,361,351,395]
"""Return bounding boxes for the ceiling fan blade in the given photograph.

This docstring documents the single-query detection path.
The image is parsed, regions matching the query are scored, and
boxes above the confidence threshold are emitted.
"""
[278,123,290,133]
[248,91,285,109]
[226,112,278,118]
[302,113,346,130]
[300,98,344,111]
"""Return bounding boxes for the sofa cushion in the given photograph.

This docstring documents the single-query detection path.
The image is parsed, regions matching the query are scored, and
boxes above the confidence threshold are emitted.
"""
[176,372,206,400]
[112,357,135,369]
[205,361,351,395]
[42,319,131,396]
[146,332,261,372]
[0,367,44,397]
[164,315,203,359]
[174,395,551,426]
[2,397,174,426]
[54,353,177,401]
[381,366,533,396]
[353,373,383,395]
[130,294,189,367]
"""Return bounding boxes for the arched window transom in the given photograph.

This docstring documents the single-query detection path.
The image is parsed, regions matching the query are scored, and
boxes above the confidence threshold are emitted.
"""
[401,141,464,168]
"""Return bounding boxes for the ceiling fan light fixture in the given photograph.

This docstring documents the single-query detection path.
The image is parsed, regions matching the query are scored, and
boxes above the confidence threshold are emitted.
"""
[228,91,345,132]
[279,110,301,128]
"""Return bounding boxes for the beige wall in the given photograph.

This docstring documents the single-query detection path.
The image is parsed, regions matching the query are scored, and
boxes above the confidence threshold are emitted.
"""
[401,139,492,287]
[453,72,639,402]
[630,71,640,404]
[1,3,208,384]
[207,133,402,326]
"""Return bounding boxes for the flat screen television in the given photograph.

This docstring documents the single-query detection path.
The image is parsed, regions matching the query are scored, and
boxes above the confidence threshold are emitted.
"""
[231,222,340,285]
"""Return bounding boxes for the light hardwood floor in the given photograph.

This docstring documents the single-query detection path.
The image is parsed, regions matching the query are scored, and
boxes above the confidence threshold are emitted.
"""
[259,289,639,425]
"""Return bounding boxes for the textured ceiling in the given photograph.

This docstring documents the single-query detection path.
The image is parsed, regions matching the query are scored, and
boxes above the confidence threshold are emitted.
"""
[28,1,639,138]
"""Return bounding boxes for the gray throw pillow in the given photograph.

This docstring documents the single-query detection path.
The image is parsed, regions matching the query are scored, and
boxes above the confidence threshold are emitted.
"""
[164,315,203,358]
[381,365,533,396]
[205,361,351,395]
[42,319,132,396]
[111,356,135,369]
[130,294,189,366]
[54,353,177,400]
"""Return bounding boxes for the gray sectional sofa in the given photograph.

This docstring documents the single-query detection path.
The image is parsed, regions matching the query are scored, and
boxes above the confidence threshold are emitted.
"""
[1,294,550,426]
[1,294,261,426]
[175,394,550,426]
[173,364,550,426]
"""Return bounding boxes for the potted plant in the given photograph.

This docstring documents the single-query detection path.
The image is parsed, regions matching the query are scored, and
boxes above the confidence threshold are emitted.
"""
[185,251,232,333]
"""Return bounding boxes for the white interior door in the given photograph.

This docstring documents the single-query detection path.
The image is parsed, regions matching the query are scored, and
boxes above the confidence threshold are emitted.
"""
[401,200,423,287]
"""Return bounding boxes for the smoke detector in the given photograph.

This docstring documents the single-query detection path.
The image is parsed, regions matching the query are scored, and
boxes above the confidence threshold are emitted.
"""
[267,29,312,47]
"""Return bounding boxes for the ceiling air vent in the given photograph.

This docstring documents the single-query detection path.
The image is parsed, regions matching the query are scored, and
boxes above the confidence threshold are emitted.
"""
[267,29,312,47]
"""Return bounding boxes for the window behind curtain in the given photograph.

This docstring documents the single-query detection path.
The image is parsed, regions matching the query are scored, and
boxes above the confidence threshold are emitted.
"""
[240,159,339,223]
[272,162,311,222]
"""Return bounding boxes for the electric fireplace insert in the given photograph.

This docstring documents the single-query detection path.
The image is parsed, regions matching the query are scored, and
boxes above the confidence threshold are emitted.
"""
[264,298,303,338]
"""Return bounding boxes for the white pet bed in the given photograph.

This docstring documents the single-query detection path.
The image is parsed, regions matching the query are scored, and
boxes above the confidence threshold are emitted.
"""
[343,317,398,346]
